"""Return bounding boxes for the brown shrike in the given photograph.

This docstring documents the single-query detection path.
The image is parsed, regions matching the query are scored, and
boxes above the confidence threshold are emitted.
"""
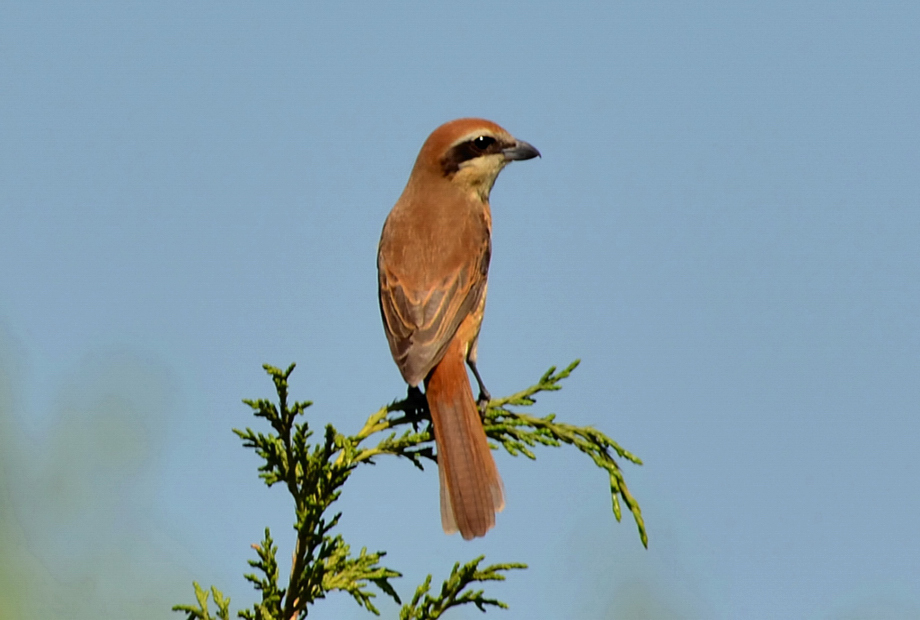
[377,118,540,539]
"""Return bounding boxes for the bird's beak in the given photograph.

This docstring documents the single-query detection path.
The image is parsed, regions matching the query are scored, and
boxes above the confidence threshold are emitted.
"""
[503,139,541,161]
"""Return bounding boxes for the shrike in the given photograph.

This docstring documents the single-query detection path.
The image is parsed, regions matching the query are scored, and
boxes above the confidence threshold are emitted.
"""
[377,118,539,539]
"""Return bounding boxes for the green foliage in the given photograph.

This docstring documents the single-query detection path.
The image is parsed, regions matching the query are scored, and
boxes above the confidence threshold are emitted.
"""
[174,361,644,619]
[485,361,647,547]
[399,557,526,620]
[173,582,231,620]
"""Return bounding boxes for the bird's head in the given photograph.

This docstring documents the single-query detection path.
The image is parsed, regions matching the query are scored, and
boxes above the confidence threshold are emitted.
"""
[410,118,540,202]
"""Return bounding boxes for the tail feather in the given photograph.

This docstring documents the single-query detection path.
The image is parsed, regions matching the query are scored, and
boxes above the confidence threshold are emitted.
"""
[425,339,503,540]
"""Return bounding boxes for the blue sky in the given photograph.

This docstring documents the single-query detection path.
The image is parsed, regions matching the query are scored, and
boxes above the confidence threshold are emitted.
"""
[2,2,919,618]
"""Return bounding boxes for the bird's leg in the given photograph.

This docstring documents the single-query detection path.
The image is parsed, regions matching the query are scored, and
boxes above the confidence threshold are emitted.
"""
[467,359,491,418]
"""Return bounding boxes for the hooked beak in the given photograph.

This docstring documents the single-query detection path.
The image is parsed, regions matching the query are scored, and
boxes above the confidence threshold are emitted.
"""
[503,139,541,161]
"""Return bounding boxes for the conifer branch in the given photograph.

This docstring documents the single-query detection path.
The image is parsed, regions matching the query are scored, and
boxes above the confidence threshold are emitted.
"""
[172,582,231,620]
[359,360,648,547]
[398,557,526,620]
[175,359,645,618]
[484,361,648,547]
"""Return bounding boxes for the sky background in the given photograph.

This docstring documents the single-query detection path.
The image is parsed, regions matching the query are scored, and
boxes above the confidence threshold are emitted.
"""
[2,2,919,619]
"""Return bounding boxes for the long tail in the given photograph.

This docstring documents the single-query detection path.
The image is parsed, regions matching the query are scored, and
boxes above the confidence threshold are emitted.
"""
[424,337,504,540]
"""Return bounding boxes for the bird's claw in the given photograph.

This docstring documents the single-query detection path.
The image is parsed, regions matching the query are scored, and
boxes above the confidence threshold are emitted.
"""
[405,385,429,431]
[476,390,491,420]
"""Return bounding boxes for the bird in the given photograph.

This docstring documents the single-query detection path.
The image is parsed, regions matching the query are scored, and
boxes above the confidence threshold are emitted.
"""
[377,118,540,539]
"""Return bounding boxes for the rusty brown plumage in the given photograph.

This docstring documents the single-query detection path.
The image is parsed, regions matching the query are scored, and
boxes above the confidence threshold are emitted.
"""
[377,118,539,539]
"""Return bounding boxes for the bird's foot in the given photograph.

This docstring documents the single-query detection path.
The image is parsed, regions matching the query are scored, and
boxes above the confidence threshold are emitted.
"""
[476,389,491,420]
[405,385,429,431]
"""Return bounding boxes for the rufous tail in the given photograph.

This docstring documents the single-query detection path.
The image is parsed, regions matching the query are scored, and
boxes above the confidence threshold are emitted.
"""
[424,337,504,540]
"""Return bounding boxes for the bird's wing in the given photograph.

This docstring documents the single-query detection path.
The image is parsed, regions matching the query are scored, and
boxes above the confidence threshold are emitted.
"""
[378,241,489,386]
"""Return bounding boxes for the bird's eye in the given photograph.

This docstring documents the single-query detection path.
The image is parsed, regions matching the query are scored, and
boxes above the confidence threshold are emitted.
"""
[471,136,496,152]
